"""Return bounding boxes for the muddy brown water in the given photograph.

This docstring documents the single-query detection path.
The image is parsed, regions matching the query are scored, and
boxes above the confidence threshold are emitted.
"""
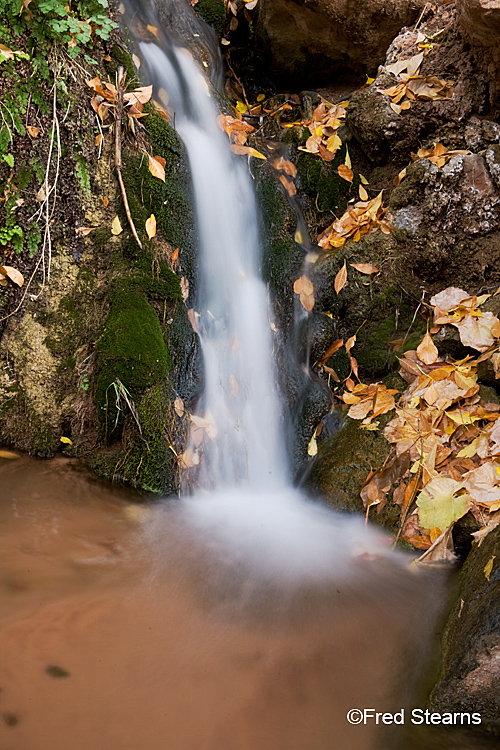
[0,453,485,750]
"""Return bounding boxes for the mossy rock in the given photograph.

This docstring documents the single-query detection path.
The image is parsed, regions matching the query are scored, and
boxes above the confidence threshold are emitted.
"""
[305,414,401,534]
[95,287,171,430]
[194,0,226,37]
[296,146,354,214]
[254,163,303,293]
[430,524,500,734]
[90,382,176,493]
[312,232,427,378]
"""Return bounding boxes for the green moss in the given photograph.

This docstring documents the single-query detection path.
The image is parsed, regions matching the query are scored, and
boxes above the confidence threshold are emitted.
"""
[95,287,171,430]
[74,153,91,197]
[297,146,353,214]
[255,164,301,287]
[119,382,175,492]
[194,0,226,36]
[108,44,138,85]
[121,114,197,276]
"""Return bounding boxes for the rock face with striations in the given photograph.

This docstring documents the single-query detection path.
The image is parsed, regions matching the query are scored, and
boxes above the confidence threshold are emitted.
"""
[254,0,426,88]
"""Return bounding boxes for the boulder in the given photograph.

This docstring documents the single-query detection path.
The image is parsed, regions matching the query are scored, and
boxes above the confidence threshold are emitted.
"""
[457,0,500,110]
[430,524,500,734]
[254,0,427,88]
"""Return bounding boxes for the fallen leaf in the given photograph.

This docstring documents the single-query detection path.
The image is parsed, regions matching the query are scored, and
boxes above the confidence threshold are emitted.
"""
[338,164,353,183]
[318,338,344,366]
[174,397,184,417]
[334,262,348,294]
[75,226,94,237]
[0,450,20,459]
[111,216,122,235]
[103,196,109,207]
[148,154,166,182]
[416,476,470,531]
[416,332,439,365]
[26,125,39,137]
[145,214,156,239]
[484,555,495,581]
[172,247,179,262]
[350,263,379,275]
[60,436,73,445]
[0,265,24,287]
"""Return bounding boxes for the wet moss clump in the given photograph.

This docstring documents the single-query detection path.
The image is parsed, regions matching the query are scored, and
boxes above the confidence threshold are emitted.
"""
[95,287,170,430]
[296,146,353,214]
[194,0,226,36]
[118,382,175,492]
[255,164,302,288]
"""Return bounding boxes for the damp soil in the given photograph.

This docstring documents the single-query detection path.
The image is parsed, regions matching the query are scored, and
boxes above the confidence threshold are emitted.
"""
[0,453,496,750]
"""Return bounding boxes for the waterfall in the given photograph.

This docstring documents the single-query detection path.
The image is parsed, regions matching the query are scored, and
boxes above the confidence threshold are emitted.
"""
[138,42,286,490]
[122,1,406,582]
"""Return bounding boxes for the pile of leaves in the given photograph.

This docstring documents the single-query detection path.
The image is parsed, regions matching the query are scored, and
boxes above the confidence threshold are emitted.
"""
[292,100,346,163]
[344,287,500,557]
[381,51,454,115]
[317,190,392,250]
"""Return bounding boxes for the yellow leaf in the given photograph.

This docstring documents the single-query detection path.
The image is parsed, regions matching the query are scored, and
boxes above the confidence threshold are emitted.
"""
[256,93,265,102]
[60,436,73,445]
[416,331,438,365]
[484,556,495,581]
[148,154,166,182]
[111,216,122,235]
[307,432,318,456]
[358,184,369,201]
[446,411,481,425]
[359,174,369,185]
[334,262,348,294]
[417,476,470,531]
[344,145,351,170]
[294,229,303,244]
[145,214,156,239]
[236,100,247,113]
[0,449,20,459]
[457,438,478,459]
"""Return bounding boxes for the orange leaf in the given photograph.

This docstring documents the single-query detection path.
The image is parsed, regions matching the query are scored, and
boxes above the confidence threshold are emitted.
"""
[350,263,379,275]
[172,247,179,262]
[26,125,39,138]
[319,338,344,366]
[279,174,297,196]
[338,164,354,183]
[0,265,24,287]
[334,262,348,294]
[148,154,166,182]
[103,196,109,207]
[416,332,439,365]
[145,214,156,239]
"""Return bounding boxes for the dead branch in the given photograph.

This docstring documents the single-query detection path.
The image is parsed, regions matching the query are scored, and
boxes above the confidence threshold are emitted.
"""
[115,66,143,250]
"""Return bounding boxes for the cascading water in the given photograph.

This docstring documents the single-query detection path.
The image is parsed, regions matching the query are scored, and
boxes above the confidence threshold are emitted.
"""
[120,1,407,581]
[138,42,286,490]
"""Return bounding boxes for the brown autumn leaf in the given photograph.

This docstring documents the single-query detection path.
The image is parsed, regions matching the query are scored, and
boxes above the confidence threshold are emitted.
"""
[145,214,156,239]
[26,125,39,138]
[103,196,109,207]
[334,262,348,294]
[279,174,297,196]
[272,157,297,178]
[318,338,344,366]
[416,331,439,365]
[337,164,353,183]
[293,275,313,296]
[0,264,24,287]
[75,226,95,237]
[359,184,369,201]
[172,247,179,262]
[148,154,166,182]
[350,263,379,275]
[174,397,185,417]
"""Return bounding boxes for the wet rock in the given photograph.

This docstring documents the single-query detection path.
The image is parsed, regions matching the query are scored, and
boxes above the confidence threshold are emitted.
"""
[430,524,500,734]
[457,0,500,110]
[254,0,426,88]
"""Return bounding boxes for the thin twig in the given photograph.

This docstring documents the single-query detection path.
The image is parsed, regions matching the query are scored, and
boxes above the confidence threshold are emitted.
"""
[115,66,142,250]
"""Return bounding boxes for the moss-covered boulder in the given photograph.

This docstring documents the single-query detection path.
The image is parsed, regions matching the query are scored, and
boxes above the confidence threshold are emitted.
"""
[430,525,500,735]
